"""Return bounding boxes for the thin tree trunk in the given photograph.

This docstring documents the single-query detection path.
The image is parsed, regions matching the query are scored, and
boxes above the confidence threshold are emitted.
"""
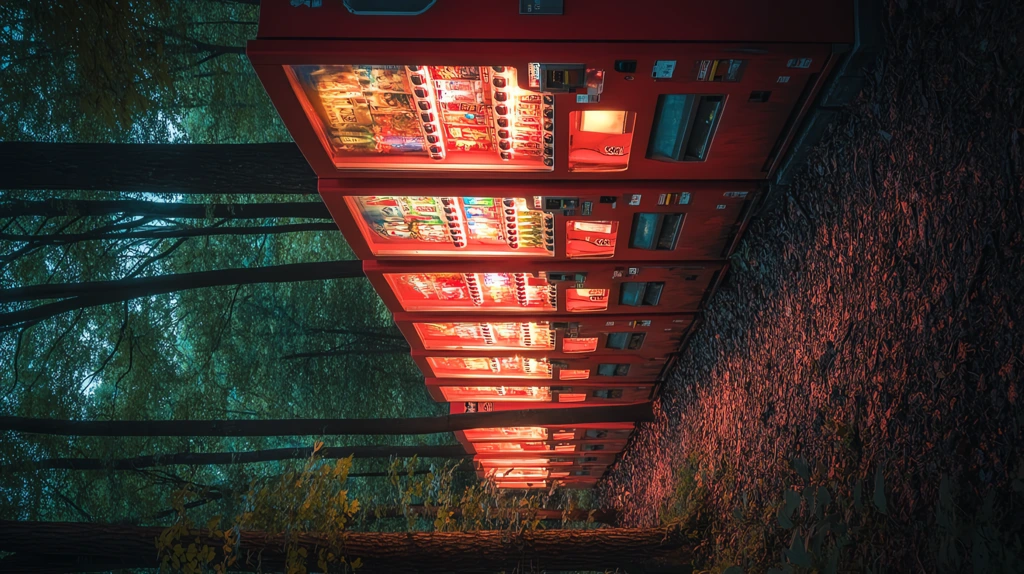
[0,199,331,219]
[0,402,653,438]
[6,445,472,472]
[0,521,691,573]
[0,260,364,329]
[0,222,338,245]
[1,260,361,303]
[0,142,315,194]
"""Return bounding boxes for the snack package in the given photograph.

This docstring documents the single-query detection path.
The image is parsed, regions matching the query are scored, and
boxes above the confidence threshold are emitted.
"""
[430,66,481,80]
[446,125,491,141]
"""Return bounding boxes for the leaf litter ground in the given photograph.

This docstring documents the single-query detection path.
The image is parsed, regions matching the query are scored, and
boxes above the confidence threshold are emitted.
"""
[599,1,1024,569]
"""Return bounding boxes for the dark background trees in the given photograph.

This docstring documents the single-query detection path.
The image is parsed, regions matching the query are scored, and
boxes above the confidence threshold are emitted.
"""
[0,0,468,530]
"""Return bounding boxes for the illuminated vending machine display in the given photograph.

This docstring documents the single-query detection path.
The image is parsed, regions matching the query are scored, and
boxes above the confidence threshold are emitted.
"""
[283,64,556,172]
[250,1,854,180]
[449,402,630,487]
[423,378,653,404]
[395,313,693,357]
[364,260,724,316]
[411,350,666,383]
[320,180,758,262]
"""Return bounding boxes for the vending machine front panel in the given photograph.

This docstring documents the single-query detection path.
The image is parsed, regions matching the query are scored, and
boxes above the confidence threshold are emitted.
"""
[424,381,652,404]
[364,260,724,315]
[396,313,693,356]
[321,180,759,261]
[411,350,666,382]
[250,34,845,180]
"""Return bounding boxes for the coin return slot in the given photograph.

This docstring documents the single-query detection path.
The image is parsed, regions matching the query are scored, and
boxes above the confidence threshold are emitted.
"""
[647,94,724,162]
[630,213,684,250]
[605,332,646,350]
[597,363,631,377]
[619,281,664,306]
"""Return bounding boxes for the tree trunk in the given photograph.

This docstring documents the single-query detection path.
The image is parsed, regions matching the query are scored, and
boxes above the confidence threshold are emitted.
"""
[0,142,315,194]
[5,445,472,472]
[0,222,338,245]
[0,521,691,573]
[0,260,364,329]
[0,402,653,437]
[0,199,331,219]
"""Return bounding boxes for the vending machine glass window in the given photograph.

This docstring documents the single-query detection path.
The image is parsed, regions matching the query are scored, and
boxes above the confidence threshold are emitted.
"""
[427,356,554,379]
[385,272,558,312]
[490,468,550,479]
[471,442,553,453]
[463,427,547,441]
[439,386,552,401]
[568,110,636,172]
[346,196,556,257]
[413,321,556,351]
[285,65,554,171]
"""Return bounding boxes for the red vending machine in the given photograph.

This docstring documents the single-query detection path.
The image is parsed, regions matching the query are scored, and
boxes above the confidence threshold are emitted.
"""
[320,180,758,261]
[249,1,853,181]
[364,260,725,316]
[450,402,630,487]
[396,313,693,357]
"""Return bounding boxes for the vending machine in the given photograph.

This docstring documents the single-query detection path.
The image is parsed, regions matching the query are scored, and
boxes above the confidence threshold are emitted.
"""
[249,1,853,180]
[395,313,693,357]
[320,180,758,261]
[364,260,725,316]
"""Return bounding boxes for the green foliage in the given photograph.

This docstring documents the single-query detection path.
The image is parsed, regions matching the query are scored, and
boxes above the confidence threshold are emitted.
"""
[1,0,287,142]
[157,450,364,574]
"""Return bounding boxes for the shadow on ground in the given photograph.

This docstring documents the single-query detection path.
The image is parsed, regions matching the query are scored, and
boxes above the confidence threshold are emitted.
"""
[600,1,1024,570]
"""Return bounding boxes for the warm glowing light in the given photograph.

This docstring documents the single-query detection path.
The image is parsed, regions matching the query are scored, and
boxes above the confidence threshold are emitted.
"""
[558,393,588,402]
[489,468,549,479]
[439,386,552,401]
[414,321,555,350]
[561,337,599,353]
[559,369,591,380]
[579,110,629,134]
[426,356,553,379]
[565,289,610,312]
[464,426,547,441]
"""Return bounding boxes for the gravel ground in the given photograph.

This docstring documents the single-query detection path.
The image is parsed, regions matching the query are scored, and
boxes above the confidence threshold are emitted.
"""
[599,1,1024,570]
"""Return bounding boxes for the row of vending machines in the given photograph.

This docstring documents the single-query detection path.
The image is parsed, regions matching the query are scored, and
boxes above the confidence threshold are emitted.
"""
[249,0,858,489]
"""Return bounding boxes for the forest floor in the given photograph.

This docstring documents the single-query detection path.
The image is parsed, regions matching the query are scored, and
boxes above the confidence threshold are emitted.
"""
[599,1,1024,571]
